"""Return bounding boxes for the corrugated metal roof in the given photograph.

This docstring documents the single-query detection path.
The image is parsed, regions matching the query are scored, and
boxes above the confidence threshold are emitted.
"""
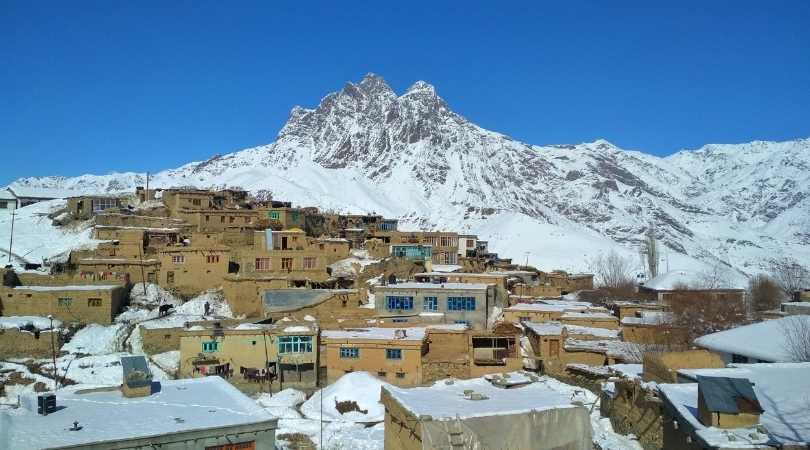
[697,375,762,414]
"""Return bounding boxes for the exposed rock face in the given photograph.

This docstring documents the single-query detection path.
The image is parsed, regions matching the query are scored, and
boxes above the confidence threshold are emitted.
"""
[8,74,810,276]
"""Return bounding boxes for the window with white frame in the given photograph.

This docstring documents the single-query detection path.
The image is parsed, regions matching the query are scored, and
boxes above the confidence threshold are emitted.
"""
[255,258,271,271]
[171,255,185,264]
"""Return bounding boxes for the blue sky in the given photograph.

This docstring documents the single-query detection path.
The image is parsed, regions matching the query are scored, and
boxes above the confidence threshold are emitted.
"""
[2,1,809,185]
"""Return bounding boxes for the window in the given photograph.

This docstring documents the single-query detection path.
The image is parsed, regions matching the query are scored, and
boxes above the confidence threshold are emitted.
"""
[91,197,118,212]
[278,335,313,354]
[281,258,293,270]
[192,198,202,206]
[171,255,185,264]
[377,371,387,377]
[466,239,475,247]
[166,271,174,284]
[202,341,219,353]
[207,255,220,264]
[57,298,72,307]
[0,201,7,209]
[303,257,317,269]
[386,296,414,310]
[392,318,408,323]
[396,372,405,379]
[220,216,225,223]
[340,347,359,359]
[454,320,470,327]
[269,211,280,220]
[255,258,271,271]
[386,349,402,360]
[229,216,235,223]
[423,296,438,311]
[205,215,210,222]
[447,297,476,311]
[87,298,102,307]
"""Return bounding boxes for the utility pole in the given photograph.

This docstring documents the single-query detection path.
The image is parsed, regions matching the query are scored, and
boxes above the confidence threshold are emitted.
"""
[49,315,58,391]
[145,172,149,202]
[8,210,16,264]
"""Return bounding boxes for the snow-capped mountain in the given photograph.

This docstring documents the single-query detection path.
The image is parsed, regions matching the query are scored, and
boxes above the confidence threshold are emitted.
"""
[7,74,810,280]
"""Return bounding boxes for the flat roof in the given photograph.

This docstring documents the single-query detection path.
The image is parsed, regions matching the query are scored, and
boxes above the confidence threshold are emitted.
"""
[263,289,355,312]
[505,303,585,312]
[2,377,276,450]
[383,372,576,420]
[523,321,619,339]
[12,284,121,292]
[376,282,489,291]
[322,324,467,342]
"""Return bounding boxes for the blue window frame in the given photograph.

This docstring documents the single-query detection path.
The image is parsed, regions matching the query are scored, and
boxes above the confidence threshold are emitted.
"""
[447,297,476,311]
[340,347,360,359]
[386,296,414,310]
[392,318,408,323]
[423,296,438,311]
[454,320,470,327]
[202,341,219,353]
[386,349,402,360]
[278,335,312,354]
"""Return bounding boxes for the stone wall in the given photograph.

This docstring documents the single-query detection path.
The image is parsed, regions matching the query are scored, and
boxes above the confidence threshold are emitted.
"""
[140,326,184,355]
[601,379,663,450]
[642,350,724,383]
[0,328,61,359]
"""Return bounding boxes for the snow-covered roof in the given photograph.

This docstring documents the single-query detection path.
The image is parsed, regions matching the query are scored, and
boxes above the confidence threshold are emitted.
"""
[322,324,467,342]
[693,316,810,362]
[13,284,122,292]
[383,372,578,420]
[561,311,616,320]
[430,264,462,273]
[505,303,583,312]
[0,188,16,200]
[2,377,276,450]
[6,186,81,199]
[620,311,673,326]
[523,321,619,339]
[660,363,810,447]
[377,282,489,291]
[564,339,637,360]
[0,316,62,330]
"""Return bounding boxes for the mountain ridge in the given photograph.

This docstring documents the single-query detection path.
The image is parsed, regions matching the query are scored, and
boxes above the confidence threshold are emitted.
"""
[7,75,810,280]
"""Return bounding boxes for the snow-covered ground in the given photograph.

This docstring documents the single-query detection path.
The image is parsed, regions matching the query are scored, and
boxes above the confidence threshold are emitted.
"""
[0,199,101,268]
[256,371,640,450]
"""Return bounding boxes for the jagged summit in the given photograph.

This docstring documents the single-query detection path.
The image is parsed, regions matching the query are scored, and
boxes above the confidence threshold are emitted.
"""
[7,74,810,277]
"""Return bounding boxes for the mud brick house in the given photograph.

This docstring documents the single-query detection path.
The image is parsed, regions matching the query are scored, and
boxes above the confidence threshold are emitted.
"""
[522,321,626,373]
[2,365,278,450]
[178,320,318,390]
[0,284,126,324]
[0,316,63,359]
[237,229,350,284]
[560,311,620,330]
[620,311,689,345]
[502,300,601,323]
[94,212,189,230]
[373,282,495,329]
[320,325,463,386]
[539,270,595,293]
[260,288,372,326]
[158,245,231,296]
[66,194,128,220]
[414,271,510,290]
[75,256,160,284]
[659,363,810,449]
[381,372,593,450]
[421,322,523,382]
[374,231,459,265]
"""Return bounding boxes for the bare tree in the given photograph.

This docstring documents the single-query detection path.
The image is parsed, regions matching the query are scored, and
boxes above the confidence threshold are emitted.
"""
[589,250,635,290]
[770,258,809,299]
[697,263,732,289]
[669,289,747,342]
[642,227,659,279]
[748,274,783,312]
[781,316,810,362]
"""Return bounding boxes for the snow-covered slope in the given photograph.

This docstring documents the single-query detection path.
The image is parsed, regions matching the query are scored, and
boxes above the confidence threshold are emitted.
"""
[6,74,810,279]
